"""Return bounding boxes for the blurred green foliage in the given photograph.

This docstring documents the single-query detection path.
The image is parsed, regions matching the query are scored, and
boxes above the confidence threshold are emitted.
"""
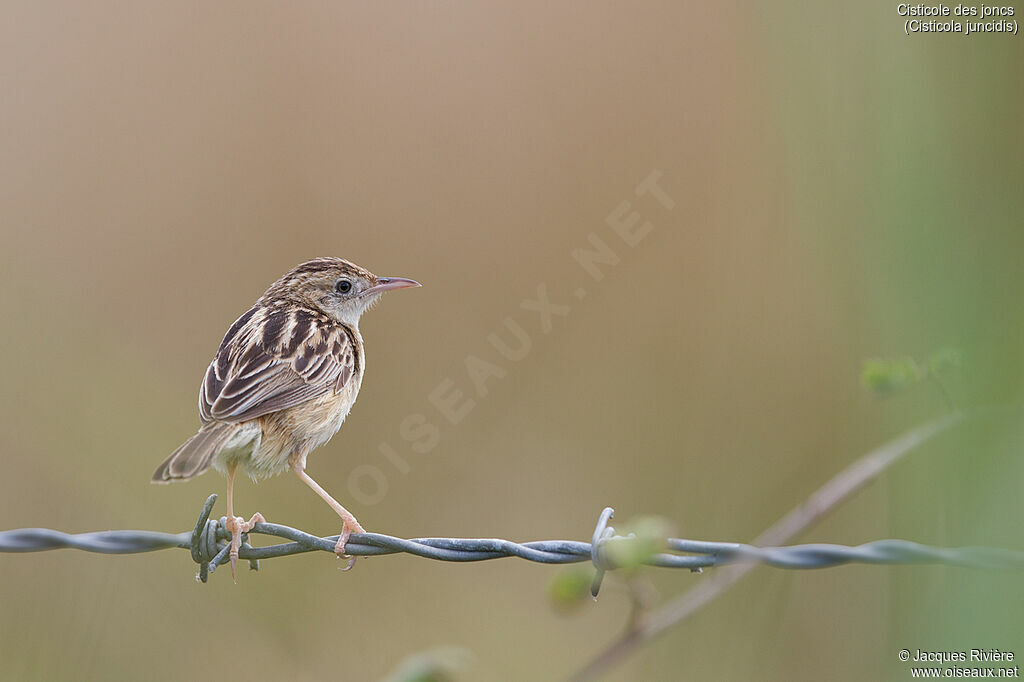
[548,567,594,613]
[603,517,675,574]
[861,348,961,398]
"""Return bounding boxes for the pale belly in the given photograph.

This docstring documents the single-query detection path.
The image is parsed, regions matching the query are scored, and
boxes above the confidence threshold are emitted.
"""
[211,377,361,481]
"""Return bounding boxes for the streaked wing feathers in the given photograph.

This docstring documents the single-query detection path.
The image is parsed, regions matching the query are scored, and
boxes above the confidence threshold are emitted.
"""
[199,306,355,423]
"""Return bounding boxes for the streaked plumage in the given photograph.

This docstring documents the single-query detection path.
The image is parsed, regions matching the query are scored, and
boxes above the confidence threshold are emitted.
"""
[151,256,420,577]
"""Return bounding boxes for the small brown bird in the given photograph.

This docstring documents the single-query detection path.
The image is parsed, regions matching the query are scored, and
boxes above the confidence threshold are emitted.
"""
[152,257,420,577]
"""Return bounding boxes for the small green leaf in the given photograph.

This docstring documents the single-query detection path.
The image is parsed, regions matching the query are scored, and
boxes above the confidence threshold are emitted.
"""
[604,516,674,573]
[861,348,962,399]
[860,357,926,396]
[548,567,593,613]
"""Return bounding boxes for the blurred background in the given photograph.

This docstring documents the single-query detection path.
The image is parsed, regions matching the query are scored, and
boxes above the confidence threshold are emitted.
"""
[1,2,1022,680]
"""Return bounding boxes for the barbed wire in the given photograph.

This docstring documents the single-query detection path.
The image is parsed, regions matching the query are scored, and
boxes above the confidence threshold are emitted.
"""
[1,494,1022,590]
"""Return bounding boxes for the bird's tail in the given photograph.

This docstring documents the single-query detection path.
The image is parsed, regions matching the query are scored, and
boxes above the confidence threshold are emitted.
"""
[151,422,238,483]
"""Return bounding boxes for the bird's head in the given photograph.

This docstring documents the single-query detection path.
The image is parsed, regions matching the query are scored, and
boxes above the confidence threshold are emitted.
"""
[262,257,420,326]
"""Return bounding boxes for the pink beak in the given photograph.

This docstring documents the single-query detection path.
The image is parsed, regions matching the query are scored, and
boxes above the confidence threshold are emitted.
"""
[362,277,421,296]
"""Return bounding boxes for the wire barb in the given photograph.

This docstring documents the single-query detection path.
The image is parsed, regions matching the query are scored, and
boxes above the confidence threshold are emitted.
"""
[2,496,1024,583]
[590,507,615,598]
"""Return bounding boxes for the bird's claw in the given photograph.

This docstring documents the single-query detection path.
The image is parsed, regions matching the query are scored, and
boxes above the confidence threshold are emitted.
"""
[334,519,365,571]
[226,512,266,582]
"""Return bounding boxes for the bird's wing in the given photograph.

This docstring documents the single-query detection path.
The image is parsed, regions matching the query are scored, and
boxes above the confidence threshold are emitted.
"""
[199,305,356,423]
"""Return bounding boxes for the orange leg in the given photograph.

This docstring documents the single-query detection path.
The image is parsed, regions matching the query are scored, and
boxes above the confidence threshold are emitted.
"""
[291,461,365,570]
[224,462,264,582]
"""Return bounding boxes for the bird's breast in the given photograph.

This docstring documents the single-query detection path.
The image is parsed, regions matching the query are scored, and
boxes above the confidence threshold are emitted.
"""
[267,370,362,453]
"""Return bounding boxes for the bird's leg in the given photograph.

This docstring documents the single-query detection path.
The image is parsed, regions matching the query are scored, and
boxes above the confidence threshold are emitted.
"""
[291,461,365,570]
[224,462,264,582]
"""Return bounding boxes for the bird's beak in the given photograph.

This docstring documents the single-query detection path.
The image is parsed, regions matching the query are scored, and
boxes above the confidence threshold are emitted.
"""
[362,277,421,296]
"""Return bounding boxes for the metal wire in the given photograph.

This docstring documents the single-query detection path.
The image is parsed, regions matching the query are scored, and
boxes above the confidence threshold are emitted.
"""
[1,494,1022,590]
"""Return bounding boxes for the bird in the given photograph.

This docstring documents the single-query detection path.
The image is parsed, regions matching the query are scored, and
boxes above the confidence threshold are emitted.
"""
[152,257,420,578]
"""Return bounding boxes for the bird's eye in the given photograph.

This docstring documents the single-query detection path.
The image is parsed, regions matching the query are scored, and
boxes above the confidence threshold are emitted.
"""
[335,279,353,294]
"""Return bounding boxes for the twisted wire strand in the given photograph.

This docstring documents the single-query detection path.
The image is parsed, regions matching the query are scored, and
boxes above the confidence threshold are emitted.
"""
[1,495,1022,588]
[0,528,189,554]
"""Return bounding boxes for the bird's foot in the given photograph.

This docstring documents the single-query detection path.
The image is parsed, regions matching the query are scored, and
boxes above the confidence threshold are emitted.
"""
[225,512,266,582]
[334,516,366,571]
